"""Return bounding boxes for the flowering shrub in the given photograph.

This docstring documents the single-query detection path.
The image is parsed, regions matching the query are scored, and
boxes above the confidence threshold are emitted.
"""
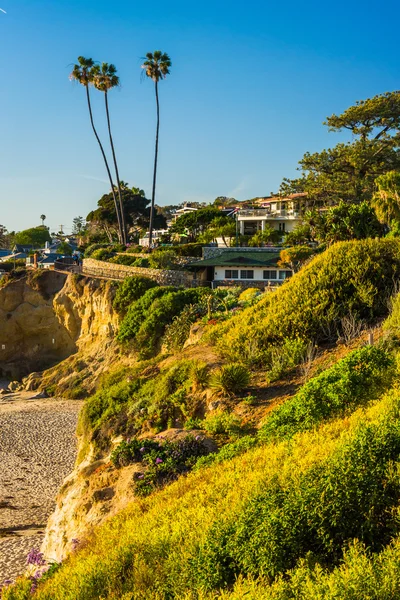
[111,435,211,496]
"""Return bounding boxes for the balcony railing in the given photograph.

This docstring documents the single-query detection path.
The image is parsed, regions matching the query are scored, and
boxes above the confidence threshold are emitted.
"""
[238,209,301,218]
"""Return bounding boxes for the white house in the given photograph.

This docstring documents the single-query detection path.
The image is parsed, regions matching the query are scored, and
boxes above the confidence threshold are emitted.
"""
[237,195,304,236]
[188,248,292,288]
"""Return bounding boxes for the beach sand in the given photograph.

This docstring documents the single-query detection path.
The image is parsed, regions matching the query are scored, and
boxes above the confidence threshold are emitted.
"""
[0,390,82,584]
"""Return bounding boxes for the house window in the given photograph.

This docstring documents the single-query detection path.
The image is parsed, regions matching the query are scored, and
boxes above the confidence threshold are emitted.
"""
[278,223,286,232]
[240,270,254,279]
[225,269,239,279]
[263,270,277,280]
[279,270,292,280]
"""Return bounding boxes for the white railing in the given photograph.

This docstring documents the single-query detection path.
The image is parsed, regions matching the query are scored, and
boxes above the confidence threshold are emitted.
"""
[238,209,301,218]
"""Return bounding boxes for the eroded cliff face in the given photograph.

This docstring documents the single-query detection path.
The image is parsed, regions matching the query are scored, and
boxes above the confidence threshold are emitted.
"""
[0,272,119,380]
[0,273,74,378]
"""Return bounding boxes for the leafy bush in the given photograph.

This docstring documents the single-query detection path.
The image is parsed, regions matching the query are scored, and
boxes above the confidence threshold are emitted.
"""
[265,337,309,382]
[213,239,400,365]
[210,364,250,397]
[238,288,261,304]
[111,435,211,495]
[163,304,204,350]
[148,249,177,269]
[90,247,114,261]
[195,435,258,470]
[117,286,176,343]
[133,257,150,268]
[126,245,144,254]
[113,276,158,315]
[260,345,393,442]
[384,291,400,335]
[109,254,138,266]
[118,287,206,357]
[203,411,244,436]
[194,417,400,590]
[85,243,123,258]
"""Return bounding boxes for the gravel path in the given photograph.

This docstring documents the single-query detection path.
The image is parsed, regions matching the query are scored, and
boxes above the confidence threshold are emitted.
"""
[0,392,82,584]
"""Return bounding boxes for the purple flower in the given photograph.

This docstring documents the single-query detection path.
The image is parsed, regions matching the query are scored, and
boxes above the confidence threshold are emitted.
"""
[195,435,201,441]
[26,548,46,566]
[140,447,146,453]
[138,474,144,479]
[3,579,13,586]
[155,457,163,464]
[71,538,80,551]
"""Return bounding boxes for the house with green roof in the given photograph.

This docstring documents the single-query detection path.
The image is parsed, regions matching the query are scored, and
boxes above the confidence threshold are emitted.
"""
[187,248,293,288]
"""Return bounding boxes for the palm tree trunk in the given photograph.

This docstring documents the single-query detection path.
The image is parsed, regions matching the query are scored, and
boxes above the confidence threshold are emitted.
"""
[85,84,123,244]
[149,80,160,248]
[105,91,127,245]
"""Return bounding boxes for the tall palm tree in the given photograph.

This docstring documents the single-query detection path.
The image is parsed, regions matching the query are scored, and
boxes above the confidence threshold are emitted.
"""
[70,56,123,244]
[40,214,46,226]
[92,63,127,245]
[371,171,400,225]
[142,51,171,247]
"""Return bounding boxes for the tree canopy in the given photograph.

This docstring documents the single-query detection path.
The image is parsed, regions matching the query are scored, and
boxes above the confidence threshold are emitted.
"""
[169,207,222,241]
[14,226,51,248]
[305,201,383,244]
[281,91,400,206]
[87,186,166,242]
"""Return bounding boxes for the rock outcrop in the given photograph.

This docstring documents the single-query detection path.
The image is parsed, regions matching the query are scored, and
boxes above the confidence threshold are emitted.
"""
[0,273,75,378]
[0,272,119,380]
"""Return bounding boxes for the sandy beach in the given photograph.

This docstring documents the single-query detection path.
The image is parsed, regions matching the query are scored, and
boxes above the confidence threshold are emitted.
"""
[0,389,82,584]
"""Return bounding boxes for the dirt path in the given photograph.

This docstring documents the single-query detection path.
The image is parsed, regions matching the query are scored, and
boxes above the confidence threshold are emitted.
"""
[0,392,82,584]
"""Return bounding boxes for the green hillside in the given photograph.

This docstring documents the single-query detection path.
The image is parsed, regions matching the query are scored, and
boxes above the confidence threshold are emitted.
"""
[5,238,400,600]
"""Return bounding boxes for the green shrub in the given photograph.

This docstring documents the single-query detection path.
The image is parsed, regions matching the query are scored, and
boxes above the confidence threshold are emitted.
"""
[148,249,177,269]
[111,435,211,495]
[194,418,400,589]
[109,254,137,266]
[384,291,400,335]
[117,286,176,343]
[163,305,204,351]
[126,245,144,254]
[203,411,244,436]
[91,248,114,261]
[133,257,150,268]
[190,361,210,391]
[266,337,309,382]
[84,243,124,258]
[119,288,206,358]
[195,435,258,470]
[260,344,393,442]
[213,239,400,365]
[210,364,250,397]
[113,276,158,315]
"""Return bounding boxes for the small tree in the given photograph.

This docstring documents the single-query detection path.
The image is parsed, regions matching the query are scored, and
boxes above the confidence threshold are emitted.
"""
[278,246,315,272]
[371,171,400,226]
[14,227,51,248]
[56,242,73,256]
[72,216,86,235]
[248,226,280,247]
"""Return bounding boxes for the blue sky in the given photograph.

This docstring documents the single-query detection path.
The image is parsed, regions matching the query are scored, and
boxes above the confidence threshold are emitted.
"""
[0,0,399,233]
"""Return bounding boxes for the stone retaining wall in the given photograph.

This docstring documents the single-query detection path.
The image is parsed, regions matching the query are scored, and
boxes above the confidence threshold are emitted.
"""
[83,258,194,287]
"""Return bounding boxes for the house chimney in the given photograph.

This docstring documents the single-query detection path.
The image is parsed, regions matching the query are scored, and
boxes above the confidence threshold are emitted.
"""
[33,253,38,269]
